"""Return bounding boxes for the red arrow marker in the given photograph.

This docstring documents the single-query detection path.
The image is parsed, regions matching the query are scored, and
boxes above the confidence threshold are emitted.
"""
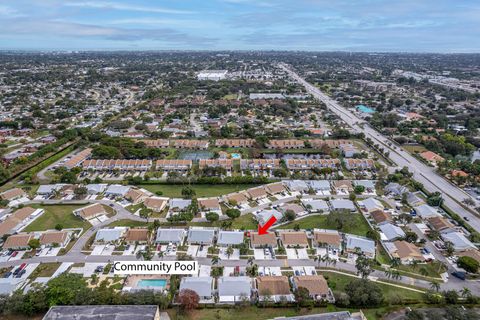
[258,216,277,235]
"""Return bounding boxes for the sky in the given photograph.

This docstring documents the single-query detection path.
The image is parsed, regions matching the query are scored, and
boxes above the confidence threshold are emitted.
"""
[0,0,479,52]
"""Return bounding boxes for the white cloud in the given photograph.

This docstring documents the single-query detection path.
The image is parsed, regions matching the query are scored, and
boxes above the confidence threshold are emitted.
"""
[64,1,195,14]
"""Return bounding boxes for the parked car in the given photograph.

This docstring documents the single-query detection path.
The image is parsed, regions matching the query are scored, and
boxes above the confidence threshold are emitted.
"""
[451,271,466,280]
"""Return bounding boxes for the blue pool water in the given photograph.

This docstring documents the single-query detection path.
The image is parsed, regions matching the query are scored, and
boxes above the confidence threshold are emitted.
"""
[231,153,241,159]
[356,105,375,113]
[137,279,167,288]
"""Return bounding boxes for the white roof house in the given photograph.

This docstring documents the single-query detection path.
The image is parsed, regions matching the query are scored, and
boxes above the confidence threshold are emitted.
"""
[379,223,406,241]
[307,180,331,191]
[169,199,192,211]
[256,209,283,226]
[346,235,376,257]
[358,197,384,212]
[105,185,130,197]
[414,204,441,219]
[187,228,215,245]
[286,180,309,192]
[441,230,476,251]
[86,184,108,194]
[179,277,213,301]
[155,229,186,244]
[217,276,252,303]
[330,199,356,211]
[301,199,329,212]
[217,231,244,246]
[37,184,64,195]
[354,180,376,190]
[95,227,127,243]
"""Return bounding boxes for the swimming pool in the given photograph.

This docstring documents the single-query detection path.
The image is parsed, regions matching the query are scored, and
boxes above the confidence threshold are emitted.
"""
[231,153,241,159]
[356,105,375,113]
[137,279,167,288]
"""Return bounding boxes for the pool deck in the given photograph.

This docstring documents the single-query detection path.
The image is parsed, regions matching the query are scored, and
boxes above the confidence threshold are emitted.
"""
[124,274,170,291]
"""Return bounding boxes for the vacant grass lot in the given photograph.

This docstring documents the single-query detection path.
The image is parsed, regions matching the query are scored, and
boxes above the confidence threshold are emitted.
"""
[24,204,91,232]
[321,271,424,301]
[276,214,371,237]
[140,184,260,198]
[403,144,428,154]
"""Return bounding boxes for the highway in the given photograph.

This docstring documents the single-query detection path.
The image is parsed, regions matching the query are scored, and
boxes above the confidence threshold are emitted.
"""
[279,63,480,232]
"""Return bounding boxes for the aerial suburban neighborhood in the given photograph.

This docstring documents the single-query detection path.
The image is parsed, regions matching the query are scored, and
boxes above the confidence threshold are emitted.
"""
[1,1,480,318]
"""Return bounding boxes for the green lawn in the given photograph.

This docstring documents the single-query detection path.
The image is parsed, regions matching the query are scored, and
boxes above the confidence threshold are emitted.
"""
[139,184,260,198]
[403,144,428,154]
[190,213,258,230]
[28,262,61,279]
[277,214,371,237]
[321,271,424,301]
[24,204,91,232]
[107,219,148,228]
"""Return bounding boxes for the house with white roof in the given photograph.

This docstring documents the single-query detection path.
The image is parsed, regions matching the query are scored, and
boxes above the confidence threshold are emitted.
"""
[217,276,252,304]
[345,234,376,258]
[301,199,329,213]
[187,228,215,245]
[94,227,127,243]
[255,209,283,226]
[330,199,356,212]
[414,204,441,219]
[217,230,244,247]
[105,185,131,197]
[155,228,186,245]
[179,277,214,302]
[86,184,108,195]
[379,223,406,241]
[358,197,384,213]
[441,230,476,252]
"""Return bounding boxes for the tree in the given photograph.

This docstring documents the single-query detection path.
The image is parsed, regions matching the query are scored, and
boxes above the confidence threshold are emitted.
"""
[355,254,375,279]
[46,273,90,306]
[344,279,383,307]
[54,224,63,231]
[457,256,479,273]
[405,309,425,320]
[178,289,200,311]
[294,287,311,306]
[226,246,234,258]
[181,186,196,199]
[354,185,365,194]
[326,209,354,231]
[28,238,41,250]
[225,208,240,219]
[430,280,441,292]
[443,290,459,304]
[206,212,219,222]
[284,209,296,221]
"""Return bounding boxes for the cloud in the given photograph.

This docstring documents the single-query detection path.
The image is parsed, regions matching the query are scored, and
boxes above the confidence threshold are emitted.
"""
[0,5,25,17]
[0,19,217,45]
[64,1,195,14]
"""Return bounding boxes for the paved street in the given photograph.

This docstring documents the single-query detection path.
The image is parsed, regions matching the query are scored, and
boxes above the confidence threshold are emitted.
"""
[279,63,480,232]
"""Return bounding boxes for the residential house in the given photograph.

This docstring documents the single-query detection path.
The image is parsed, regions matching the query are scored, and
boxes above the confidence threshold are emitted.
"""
[215,139,255,148]
[217,276,252,304]
[155,228,186,245]
[2,233,33,250]
[441,230,476,252]
[256,276,294,302]
[278,203,307,217]
[172,140,209,149]
[240,159,280,172]
[82,159,152,171]
[143,197,168,212]
[125,188,149,205]
[345,235,376,258]
[414,204,441,219]
[420,151,445,166]
[370,210,392,224]
[307,180,331,194]
[330,199,356,212]
[266,139,304,149]
[105,185,131,197]
[95,227,127,243]
[124,228,150,244]
[379,223,406,241]
[428,216,454,232]
[292,275,332,301]
[332,180,353,194]
[39,231,71,248]
[179,277,214,302]
[255,209,283,226]
[301,199,329,213]
[279,231,309,248]
[313,229,342,250]
[250,232,278,249]
[217,231,244,247]
[226,192,249,206]
[286,159,340,171]
[264,182,286,196]
[247,187,268,201]
[406,192,425,207]
[169,199,192,213]
[384,183,408,197]
[187,228,215,245]
[358,198,384,213]
[0,188,26,202]
[344,159,375,171]
[74,203,107,220]
[155,160,192,172]
[286,180,309,193]
[198,198,222,216]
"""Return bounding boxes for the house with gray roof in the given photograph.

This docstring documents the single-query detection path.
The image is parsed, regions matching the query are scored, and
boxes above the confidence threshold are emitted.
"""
[217,230,244,246]
[169,198,192,212]
[94,227,127,243]
[86,184,108,195]
[358,197,384,212]
[155,228,186,244]
[345,234,376,258]
[217,276,252,303]
[286,180,309,192]
[406,192,425,207]
[353,180,376,191]
[301,199,329,213]
[179,277,213,302]
[307,180,331,192]
[330,199,356,212]
[105,184,130,197]
[187,228,215,245]
[255,209,283,225]
[441,230,476,252]
[414,204,441,219]
[385,183,408,197]
[379,223,406,241]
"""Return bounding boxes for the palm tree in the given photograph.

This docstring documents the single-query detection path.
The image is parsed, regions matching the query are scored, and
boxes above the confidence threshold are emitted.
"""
[419,267,429,277]
[461,287,471,298]
[390,257,401,268]
[211,256,220,265]
[411,260,419,271]
[226,246,234,259]
[247,257,254,266]
[430,280,441,292]
[384,269,393,279]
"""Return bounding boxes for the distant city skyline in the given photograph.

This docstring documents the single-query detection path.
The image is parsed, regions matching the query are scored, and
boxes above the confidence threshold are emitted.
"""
[1,0,480,52]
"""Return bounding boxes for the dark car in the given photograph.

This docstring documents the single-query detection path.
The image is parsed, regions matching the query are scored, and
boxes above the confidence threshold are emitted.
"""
[451,271,466,280]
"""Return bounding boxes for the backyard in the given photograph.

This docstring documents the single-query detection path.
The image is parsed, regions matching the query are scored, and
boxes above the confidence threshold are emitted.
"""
[24,204,91,232]
[276,214,371,237]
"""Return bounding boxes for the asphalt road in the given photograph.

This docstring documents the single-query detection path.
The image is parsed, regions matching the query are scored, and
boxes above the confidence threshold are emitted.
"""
[279,63,480,232]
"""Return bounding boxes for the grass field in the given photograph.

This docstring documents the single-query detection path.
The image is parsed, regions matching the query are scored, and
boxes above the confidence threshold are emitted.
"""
[276,214,371,237]
[403,144,428,154]
[321,271,424,301]
[24,204,91,232]
[139,184,260,198]
[28,262,61,279]
[190,213,258,230]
